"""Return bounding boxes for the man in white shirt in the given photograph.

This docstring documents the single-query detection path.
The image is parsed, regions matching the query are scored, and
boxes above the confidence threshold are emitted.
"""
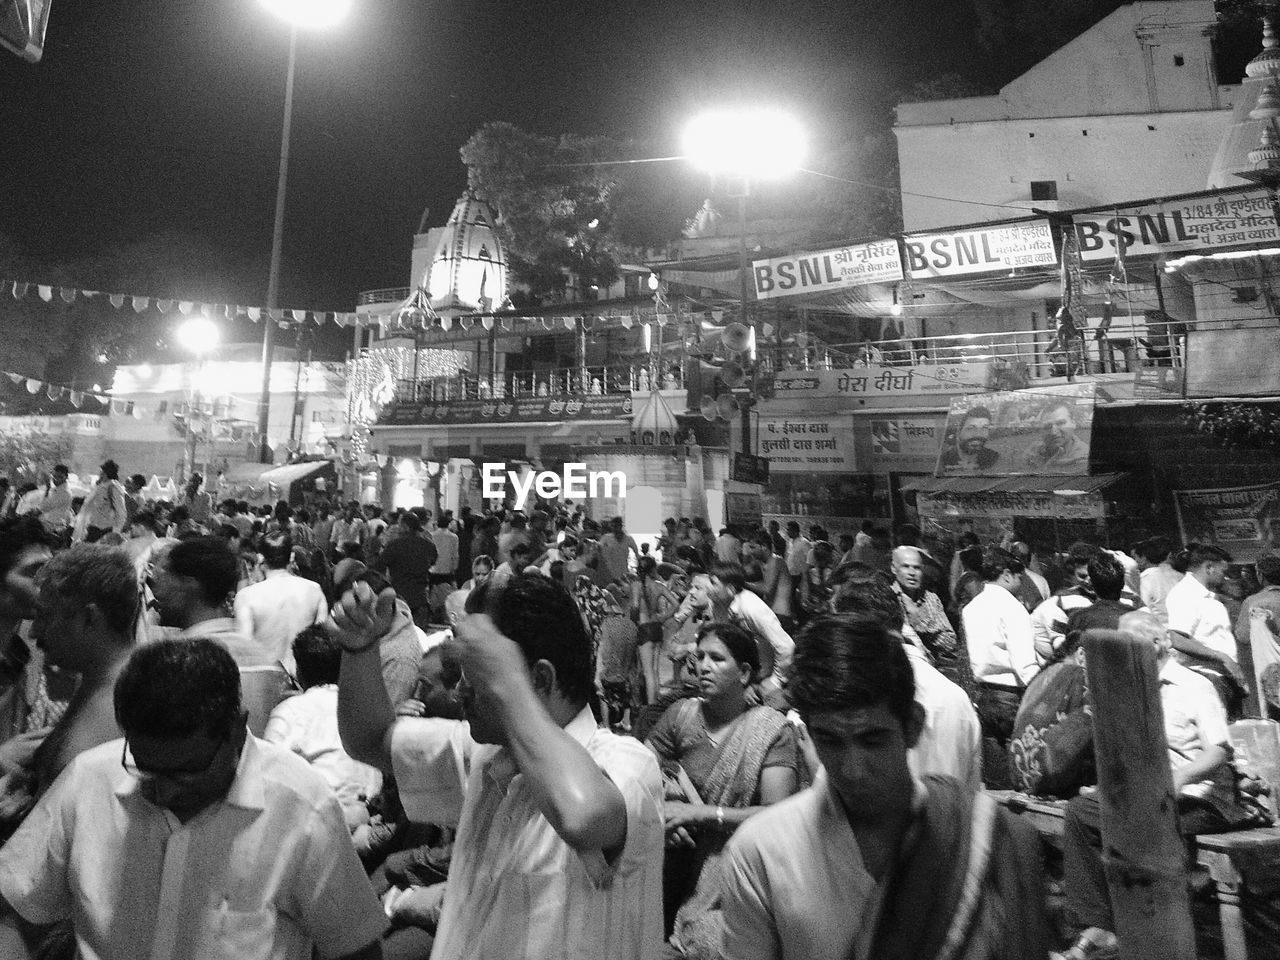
[1134,536,1183,626]
[961,547,1036,789]
[782,521,810,580]
[333,574,664,960]
[0,637,385,960]
[1061,610,1233,959]
[709,560,794,709]
[234,532,328,666]
[718,615,1046,960]
[1165,542,1246,714]
[36,465,72,536]
[150,536,267,668]
[430,520,460,587]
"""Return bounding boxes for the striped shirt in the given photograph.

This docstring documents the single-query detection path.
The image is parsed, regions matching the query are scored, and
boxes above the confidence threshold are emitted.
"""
[391,707,665,960]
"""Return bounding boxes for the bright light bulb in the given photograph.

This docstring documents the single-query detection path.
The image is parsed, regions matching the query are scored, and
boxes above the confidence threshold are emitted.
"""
[683,108,807,179]
[890,302,904,317]
[175,316,221,357]
[259,0,351,29]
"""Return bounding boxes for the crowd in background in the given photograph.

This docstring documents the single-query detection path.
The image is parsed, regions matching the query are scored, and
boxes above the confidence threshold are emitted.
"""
[0,453,1277,959]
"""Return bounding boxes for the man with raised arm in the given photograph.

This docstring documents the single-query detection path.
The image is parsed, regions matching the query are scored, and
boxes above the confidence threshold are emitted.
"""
[332,575,664,960]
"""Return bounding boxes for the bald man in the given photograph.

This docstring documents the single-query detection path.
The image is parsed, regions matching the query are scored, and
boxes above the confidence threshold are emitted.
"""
[892,546,960,668]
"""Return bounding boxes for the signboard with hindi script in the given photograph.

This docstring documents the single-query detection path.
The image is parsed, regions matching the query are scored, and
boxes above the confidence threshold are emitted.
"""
[1074,187,1280,263]
[752,239,903,300]
[1173,482,1280,563]
[759,416,857,473]
[902,220,1057,279]
[378,394,632,426]
[772,363,991,401]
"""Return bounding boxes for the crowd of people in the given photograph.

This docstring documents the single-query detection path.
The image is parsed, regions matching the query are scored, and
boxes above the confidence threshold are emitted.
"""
[0,456,1277,959]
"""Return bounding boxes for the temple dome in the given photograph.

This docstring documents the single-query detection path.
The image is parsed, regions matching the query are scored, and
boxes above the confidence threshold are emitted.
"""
[422,190,508,315]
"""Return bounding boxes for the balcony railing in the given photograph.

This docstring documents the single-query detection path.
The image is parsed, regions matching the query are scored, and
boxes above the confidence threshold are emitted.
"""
[356,287,410,307]
[395,362,686,403]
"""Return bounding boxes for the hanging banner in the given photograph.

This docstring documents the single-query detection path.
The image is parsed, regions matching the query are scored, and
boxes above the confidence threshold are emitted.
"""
[918,488,1106,521]
[773,362,991,400]
[759,415,857,473]
[725,491,763,528]
[1174,482,1280,563]
[378,394,633,426]
[1075,187,1280,262]
[937,382,1096,477]
[902,220,1056,278]
[752,239,903,300]
[1185,327,1280,398]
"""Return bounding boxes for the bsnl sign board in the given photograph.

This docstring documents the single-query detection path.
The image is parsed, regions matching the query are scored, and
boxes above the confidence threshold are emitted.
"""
[1072,188,1280,261]
[900,221,1057,278]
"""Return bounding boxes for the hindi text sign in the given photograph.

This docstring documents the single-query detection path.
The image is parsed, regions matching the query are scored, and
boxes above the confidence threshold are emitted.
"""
[752,239,903,300]
[903,220,1057,279]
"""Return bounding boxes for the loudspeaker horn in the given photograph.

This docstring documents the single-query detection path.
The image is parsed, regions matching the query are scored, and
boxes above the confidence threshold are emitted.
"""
[719,360,746,389]
[721,322,751,352]
[716,394,740,419]
[700,398,719,422]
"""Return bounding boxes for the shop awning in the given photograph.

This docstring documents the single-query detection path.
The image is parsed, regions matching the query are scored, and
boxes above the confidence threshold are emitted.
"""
[903,473,1128,495]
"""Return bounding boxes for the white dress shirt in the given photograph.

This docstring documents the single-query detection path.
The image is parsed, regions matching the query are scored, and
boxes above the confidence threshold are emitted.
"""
[1166,573,1237,659]
[905,644,982,791]
[0,736,386,960]
[729,589,796,688]
[962,582,1038,687]
[784,536,811,578]
[263,685,383,823]
[390,706,664,960]
[1140,563,1184,626]
[1160,657,1231,798]
[233,570,329,666]
[430,527,460,575]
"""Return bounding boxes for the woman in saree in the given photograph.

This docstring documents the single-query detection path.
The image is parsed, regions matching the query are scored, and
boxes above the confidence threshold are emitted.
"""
[645,621,799,952]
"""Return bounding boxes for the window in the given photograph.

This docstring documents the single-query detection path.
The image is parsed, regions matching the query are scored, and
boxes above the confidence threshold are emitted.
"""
[1030,180,1058,201]
[1174,54,1185,66]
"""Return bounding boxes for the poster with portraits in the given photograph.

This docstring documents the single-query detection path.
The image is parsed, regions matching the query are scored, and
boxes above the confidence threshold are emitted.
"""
[936,382,1097,477]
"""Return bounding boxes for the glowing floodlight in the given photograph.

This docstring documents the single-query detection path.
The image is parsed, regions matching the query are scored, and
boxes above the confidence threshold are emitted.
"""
[259,0,351,29]
[683,108,807,180]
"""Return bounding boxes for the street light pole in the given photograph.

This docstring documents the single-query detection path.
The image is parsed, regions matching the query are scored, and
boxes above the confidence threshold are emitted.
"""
[258,25,298,464]
[736,185,753,458]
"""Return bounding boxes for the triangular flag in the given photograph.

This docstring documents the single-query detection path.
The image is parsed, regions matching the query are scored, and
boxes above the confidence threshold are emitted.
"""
[620,314,633,329]
[108,294,125,309]
[459,317,473,330]
[68,391,84,408]
[25,379,40,394]
[563,316,576,330]
[5,372,22,384]
[334,313,348,328]
[481,317,494,330]
[46,384,62,400]
[290,309,305,322]
[440,315,453,331]
[132,296,150,313]
[156,300,174,313]
[178,301,194,315]
[268,309,283,323]
[38,285,53,302]
[59,287,76,304]
[12,282,28,299]
[247,307,262,322]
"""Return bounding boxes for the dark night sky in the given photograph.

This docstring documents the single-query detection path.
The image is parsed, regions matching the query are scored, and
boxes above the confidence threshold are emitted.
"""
[0,0,984,313]
[0,0,1260,324]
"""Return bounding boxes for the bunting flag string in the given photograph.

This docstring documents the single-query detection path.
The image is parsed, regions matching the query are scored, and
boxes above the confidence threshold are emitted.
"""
[0,366,137,416]
[0,276,697,338]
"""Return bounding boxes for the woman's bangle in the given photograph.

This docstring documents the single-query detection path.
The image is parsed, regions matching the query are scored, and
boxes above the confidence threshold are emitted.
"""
[715,806,725,830]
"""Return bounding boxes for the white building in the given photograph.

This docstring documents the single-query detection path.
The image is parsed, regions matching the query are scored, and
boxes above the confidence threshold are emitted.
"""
[894,0,1234,231]
[107,344,349,480]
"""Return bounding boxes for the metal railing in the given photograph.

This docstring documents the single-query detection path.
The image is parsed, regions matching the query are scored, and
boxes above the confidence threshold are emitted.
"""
[395,362,686,403]
[356,287,410,307]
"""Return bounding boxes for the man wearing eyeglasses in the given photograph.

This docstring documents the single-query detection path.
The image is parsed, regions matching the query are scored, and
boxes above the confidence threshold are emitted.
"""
[0,637,385,960]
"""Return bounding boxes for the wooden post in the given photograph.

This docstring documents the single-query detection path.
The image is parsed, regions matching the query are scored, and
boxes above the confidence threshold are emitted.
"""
[1083,627,1195,960]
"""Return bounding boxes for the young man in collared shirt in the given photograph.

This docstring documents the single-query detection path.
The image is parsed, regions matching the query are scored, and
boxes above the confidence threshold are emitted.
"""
[1165,543,1247,714]
[333,574,664,960]
[719,614,1045,960]
[0,637,384,960]
[961,547,1037,790]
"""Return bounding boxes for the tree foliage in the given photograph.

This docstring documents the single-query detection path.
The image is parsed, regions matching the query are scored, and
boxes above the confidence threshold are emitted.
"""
[0,432,73,485]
